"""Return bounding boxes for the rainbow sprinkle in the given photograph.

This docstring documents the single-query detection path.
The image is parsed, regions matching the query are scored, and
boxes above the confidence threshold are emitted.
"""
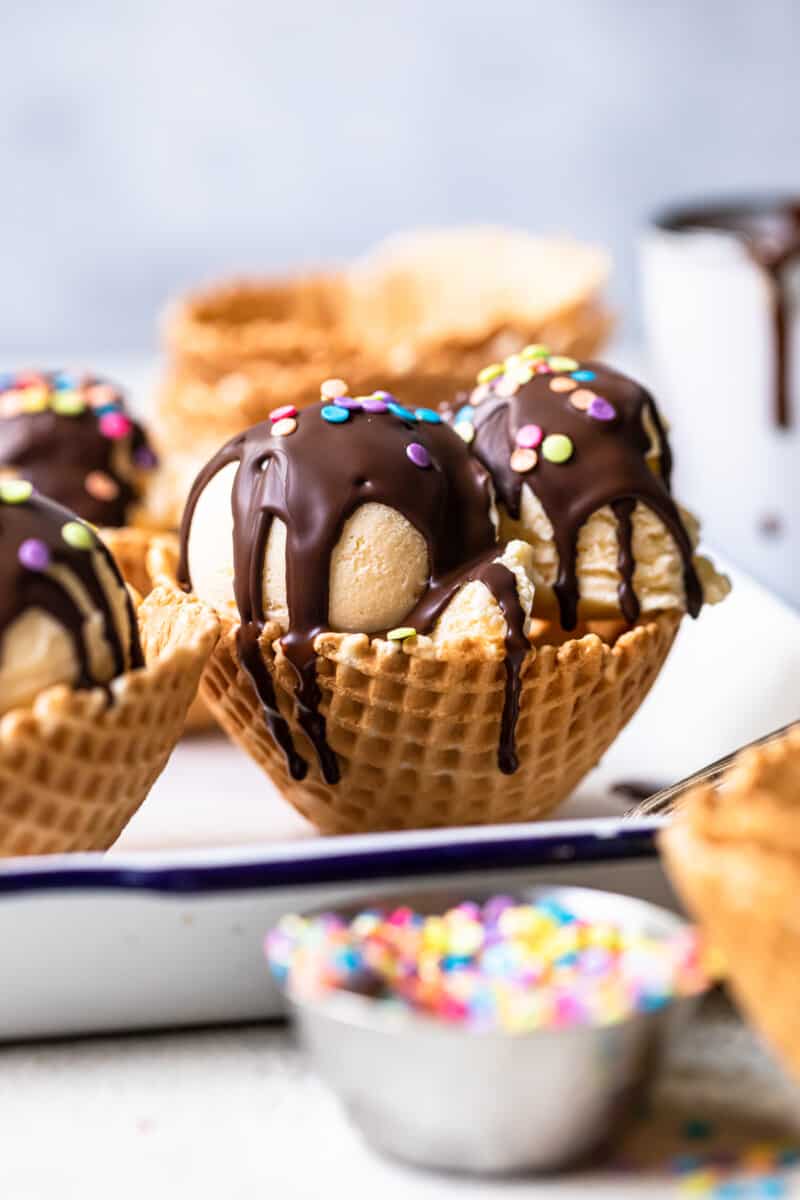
[0,372,157,461]
[267,897,714,1034]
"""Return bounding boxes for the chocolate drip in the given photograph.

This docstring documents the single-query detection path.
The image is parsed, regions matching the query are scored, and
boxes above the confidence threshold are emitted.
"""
[0,493,142,697]
[467,362,702,631]
[612,497,640,625]
[178,403,529,781]
[402,551,527,774]
[658,199,800,429]
[0,373,156,526]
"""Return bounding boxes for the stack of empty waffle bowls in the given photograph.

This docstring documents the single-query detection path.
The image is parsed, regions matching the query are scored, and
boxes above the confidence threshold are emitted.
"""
[154,228,614,525]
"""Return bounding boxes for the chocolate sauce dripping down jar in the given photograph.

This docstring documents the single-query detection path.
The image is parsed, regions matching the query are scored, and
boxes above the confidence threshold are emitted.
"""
[642,196,800,608]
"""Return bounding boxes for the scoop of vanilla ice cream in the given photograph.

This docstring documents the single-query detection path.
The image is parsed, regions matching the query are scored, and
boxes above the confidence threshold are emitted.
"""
[0,525,139,717]
[186,460,533,639]
[328,503,428,631]
[187,461,430,632]
[432,540,536,648]
[499,484,729,618]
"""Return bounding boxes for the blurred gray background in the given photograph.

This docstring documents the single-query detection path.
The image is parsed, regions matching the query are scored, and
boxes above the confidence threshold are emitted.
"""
[1,0,798,353]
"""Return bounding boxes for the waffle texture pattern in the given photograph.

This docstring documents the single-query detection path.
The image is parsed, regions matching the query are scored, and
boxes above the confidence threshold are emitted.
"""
[0,585,218,856]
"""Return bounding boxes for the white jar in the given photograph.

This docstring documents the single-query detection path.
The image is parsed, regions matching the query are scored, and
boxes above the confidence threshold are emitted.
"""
[640,201,800,608]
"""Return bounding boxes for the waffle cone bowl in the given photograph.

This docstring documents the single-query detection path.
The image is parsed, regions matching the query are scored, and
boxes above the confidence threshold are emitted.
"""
[154,230,612,525]
[180,585,678,834]
[660,726,800,1082]
[0,584,219,857]
[100,526,217,733]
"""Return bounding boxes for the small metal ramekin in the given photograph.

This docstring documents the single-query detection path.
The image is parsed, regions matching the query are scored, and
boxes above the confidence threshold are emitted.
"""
[281,885,702,1175]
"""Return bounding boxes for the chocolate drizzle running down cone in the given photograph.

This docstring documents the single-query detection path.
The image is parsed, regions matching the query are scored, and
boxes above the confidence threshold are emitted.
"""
[0,490,143,691]
[178,396,529,783]
[456,355,702,631]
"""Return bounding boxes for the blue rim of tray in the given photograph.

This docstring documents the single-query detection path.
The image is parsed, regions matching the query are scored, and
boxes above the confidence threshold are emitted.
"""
[0,816,665,896]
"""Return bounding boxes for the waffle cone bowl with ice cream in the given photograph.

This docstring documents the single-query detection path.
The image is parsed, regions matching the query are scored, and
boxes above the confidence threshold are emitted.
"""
[0,370,218,737]
[660,726,800,1083]
[154,229,612,526]
[163,354,727,835]
[0,487,218,856]
[100,527,217,734]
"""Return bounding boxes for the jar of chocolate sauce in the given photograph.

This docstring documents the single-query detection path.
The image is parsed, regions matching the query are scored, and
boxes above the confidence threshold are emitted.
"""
[641,196,800,607]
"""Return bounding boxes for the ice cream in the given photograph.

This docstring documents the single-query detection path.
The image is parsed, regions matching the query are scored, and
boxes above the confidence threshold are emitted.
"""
[179,383,535,782]
[450,351,729,628]
[0,370,158,527]
[0,482,142,716]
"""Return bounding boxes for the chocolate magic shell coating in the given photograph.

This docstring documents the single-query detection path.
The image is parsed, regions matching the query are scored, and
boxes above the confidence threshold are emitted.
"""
[457,354,701,631]
[0,488,143,693]
[178,396,528,784]
[0,371,157,527]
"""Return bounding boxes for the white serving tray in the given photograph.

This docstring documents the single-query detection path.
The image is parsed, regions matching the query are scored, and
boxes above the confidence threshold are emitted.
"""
[0,558,797,1041]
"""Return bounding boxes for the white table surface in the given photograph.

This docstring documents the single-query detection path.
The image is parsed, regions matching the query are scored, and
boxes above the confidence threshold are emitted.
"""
[2,999,799,1200]
[3,351,800,1199]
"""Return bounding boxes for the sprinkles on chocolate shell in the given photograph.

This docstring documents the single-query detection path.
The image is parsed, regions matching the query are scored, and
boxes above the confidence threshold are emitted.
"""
[0,491,142,694]
[321,404,349,424]
[454,354,703,630]
[320,378,348,400]
[406,442,431,469]
[0,371,157,527]
[542,434,574,464]
[271,416,297,437]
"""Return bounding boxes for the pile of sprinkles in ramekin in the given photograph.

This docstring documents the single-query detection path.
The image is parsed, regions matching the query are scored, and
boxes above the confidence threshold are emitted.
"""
[267,896,715,1034]
[454,346,619,475]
